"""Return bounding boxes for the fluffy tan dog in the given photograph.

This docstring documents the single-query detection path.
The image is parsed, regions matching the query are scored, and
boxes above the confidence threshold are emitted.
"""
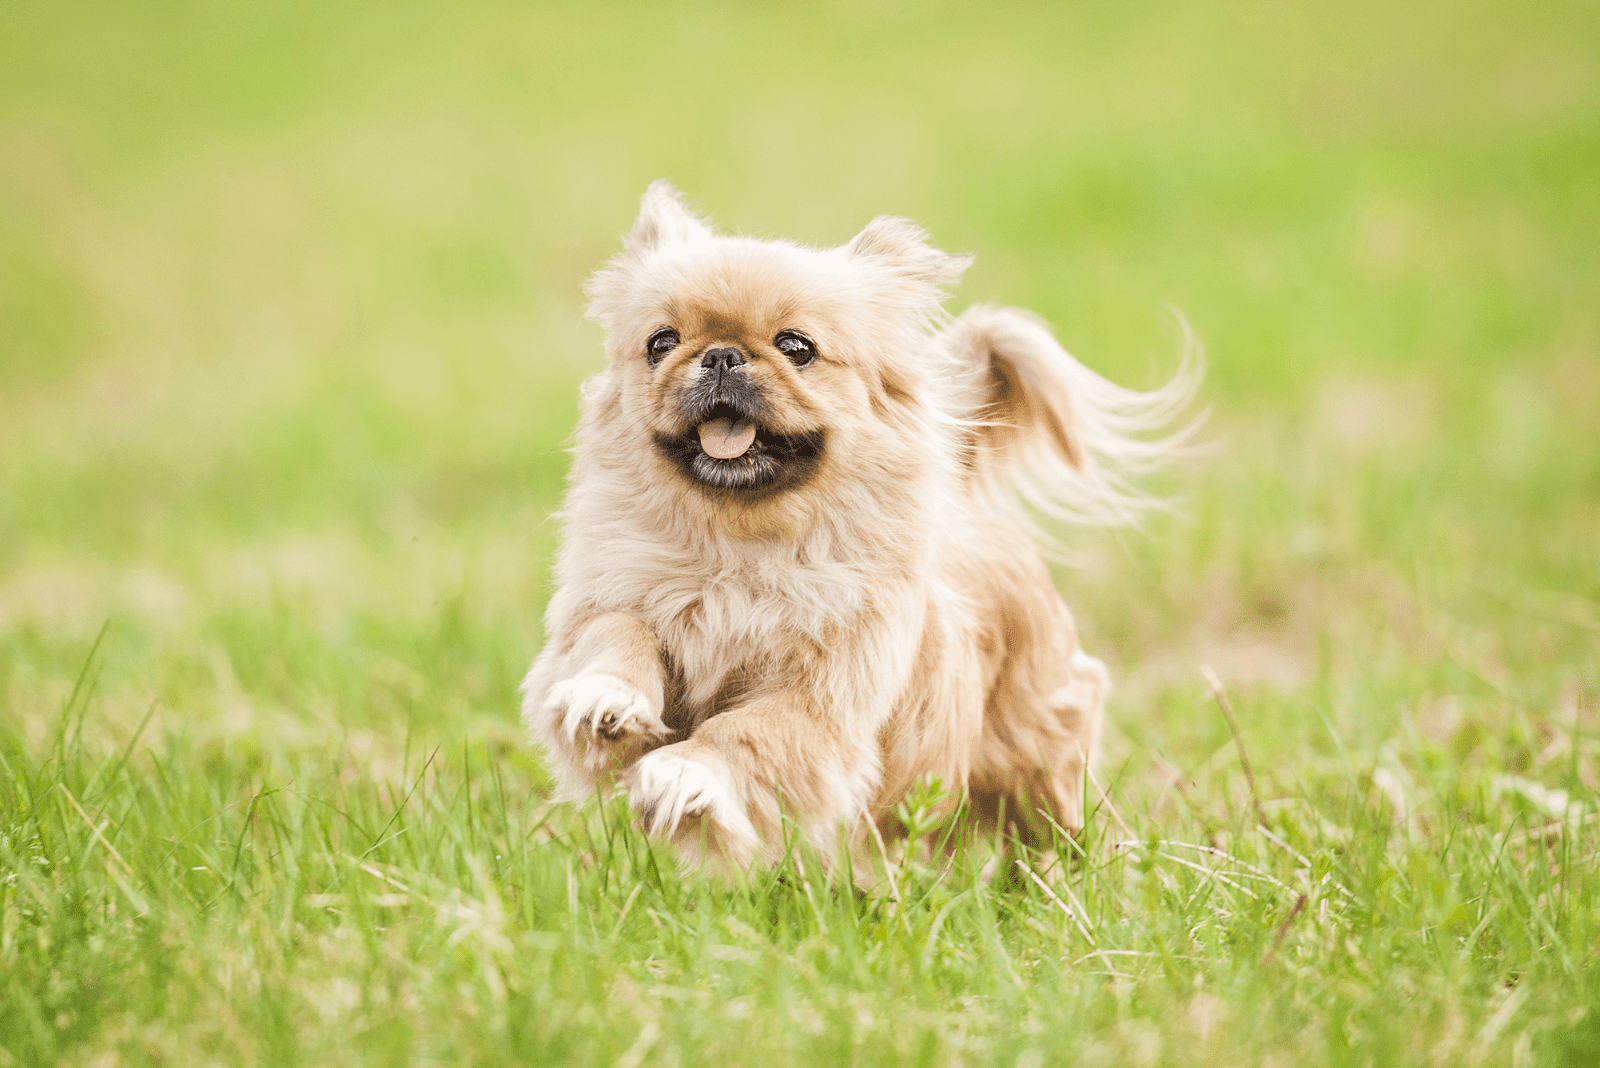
[522,182,1198,868]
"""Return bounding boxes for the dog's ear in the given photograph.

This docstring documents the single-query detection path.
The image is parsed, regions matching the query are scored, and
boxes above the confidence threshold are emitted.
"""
[585,181,713,334]
[625,180,713,253]
[847,216,971,290]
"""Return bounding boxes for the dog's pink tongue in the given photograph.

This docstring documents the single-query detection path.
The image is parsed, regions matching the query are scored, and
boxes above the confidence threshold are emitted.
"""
[697,417,757,459]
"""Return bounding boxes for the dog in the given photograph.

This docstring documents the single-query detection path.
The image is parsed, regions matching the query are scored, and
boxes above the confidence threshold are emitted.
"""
[521,182,1199,869]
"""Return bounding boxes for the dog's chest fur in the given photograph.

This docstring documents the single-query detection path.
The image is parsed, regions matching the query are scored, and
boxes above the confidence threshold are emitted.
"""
[649,548,872,711]
[565,509,907,715]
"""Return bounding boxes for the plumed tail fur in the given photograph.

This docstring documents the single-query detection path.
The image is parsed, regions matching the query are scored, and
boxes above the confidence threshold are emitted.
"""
[942,305,1205,532]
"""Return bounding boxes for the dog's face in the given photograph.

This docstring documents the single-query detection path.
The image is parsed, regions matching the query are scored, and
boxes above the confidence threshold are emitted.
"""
[583,183,970,520]
[633,280,832,497]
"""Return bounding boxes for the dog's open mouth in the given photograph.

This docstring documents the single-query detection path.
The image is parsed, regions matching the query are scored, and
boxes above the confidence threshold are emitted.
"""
[655,402,825,493]
[697,413,757,459]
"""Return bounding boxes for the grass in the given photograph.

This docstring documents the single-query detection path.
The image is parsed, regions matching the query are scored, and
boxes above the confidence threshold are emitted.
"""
[2,0,1598,1064]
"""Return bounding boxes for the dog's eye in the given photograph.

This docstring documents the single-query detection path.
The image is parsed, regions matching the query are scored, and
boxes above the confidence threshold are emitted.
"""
[646,328,680,365]
[775,331,817,368]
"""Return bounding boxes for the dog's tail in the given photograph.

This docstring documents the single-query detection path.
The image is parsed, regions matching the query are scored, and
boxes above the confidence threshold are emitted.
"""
[942,305,1204,533]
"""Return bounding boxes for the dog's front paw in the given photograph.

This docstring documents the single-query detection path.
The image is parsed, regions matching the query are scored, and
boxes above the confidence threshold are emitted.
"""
[544,674,667,751]
[626,748,759,854]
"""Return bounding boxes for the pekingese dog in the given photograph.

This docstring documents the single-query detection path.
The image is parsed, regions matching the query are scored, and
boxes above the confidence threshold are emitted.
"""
[522,182,1198,868]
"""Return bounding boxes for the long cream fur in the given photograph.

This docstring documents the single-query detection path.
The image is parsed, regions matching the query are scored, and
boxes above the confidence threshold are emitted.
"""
[521,182,1200,868]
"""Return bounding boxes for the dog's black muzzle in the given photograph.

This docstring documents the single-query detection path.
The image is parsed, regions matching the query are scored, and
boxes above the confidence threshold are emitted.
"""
[678,347,765,426]
[652,347,824,495]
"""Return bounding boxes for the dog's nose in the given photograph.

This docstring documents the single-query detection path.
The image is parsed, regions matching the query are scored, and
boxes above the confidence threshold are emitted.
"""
[700,346,747,373]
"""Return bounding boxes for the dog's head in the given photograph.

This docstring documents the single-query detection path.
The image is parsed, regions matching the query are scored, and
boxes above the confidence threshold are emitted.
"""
[581,182,970,523]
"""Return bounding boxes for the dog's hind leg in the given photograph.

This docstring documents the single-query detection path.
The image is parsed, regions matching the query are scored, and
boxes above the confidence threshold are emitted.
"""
[968,610,1109,844]
[1039,650,1110,830]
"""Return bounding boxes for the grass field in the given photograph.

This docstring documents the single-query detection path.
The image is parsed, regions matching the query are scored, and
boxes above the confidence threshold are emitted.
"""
[3,1,1599,1064]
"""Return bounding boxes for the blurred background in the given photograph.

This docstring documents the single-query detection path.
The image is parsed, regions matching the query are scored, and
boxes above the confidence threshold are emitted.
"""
[5,6,1599,1061]
[2,0,1596,770]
